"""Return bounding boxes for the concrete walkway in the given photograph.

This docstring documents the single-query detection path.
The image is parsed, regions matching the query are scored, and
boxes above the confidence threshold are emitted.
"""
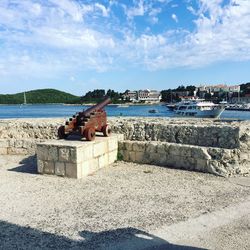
[0,156,249,249]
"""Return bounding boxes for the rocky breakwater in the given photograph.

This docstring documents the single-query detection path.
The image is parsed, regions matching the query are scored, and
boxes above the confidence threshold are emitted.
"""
[0,117,249,177]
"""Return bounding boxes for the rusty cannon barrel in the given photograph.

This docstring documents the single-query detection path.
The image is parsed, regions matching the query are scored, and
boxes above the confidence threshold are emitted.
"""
[83,97,111,116]
[58,97,112,141]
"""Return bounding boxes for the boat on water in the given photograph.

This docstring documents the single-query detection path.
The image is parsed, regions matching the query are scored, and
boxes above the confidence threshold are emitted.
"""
[225,103,250,111]
[117,104,130,108]
[148,109,157,113]
[20,92,27,107]
[174,100,225,118]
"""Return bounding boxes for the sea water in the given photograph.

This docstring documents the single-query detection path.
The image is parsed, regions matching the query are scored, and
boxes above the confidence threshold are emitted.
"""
[0,104,249,120]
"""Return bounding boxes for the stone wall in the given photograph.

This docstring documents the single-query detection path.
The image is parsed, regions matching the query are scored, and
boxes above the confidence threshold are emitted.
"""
[1,118,248,149]
[118,141,249,177]
[0,139,38,155]
[109,118,248,149]
[0,117,249,177]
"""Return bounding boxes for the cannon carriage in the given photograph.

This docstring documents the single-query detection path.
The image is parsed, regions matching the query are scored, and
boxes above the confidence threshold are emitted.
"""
[58,97,111,141]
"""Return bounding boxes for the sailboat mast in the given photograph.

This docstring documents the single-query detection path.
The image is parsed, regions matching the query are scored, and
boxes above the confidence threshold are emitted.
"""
[24,92,27,104]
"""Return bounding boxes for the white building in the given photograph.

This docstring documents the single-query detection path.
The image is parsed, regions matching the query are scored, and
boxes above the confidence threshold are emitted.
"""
[123,89,161,102]
[196,84,240,94]
[123,91,137,101]
[138,89,161,102]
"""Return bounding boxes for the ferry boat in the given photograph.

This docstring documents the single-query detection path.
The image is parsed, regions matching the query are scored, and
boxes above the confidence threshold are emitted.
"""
[174,100,225,118]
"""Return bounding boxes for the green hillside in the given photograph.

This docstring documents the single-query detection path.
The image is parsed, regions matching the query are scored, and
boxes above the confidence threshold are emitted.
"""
[0,89,80,104]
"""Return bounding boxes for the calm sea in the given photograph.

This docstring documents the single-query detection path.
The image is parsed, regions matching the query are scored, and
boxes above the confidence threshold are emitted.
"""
[0,104,249,120]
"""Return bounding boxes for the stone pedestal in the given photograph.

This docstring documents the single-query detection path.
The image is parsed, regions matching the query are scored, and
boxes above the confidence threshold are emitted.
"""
[36,134,123,178]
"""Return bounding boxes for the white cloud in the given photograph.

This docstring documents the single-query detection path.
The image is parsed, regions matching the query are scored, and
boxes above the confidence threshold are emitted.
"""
[171,13,178,22]
[126,0,145,19]
[49,0,83,22]
[0,0,250,78]
[95,3,109,17]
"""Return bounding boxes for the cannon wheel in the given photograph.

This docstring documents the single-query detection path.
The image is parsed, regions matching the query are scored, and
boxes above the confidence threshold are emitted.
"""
[85,128,96,141]
[102,125,111,137]
[58,126,67,139]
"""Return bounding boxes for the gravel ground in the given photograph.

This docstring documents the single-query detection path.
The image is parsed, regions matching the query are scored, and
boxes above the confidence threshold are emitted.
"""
[0,155,250,249]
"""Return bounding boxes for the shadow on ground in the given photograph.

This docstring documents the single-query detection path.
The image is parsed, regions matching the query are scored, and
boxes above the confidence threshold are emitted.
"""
[0,220,206,250]
[8,155,37,174]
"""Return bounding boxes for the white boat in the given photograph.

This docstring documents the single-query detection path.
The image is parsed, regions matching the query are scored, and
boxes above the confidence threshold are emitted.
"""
[20,92,27,108]
[174,100,225,118]
[117,104,130,108]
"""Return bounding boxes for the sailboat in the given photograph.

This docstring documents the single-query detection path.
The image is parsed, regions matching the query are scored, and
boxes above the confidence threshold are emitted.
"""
[23,92,27,105]
[20,92,27,107]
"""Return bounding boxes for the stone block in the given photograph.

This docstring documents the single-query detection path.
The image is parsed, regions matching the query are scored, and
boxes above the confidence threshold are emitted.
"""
[70,148,78,163]
[98,153,109,169]
[192,147,211,160]
[0,140,9,147]
[55,162,65,176]
[129,151,136,161]
[108,137,118,152]
[65,163,81,178]
[156,154,167,166]
[117,134,124,141]
[15,140,23,148]
[135,151,145,163]
[9,140,15,147]
[132,142,146,152]
[145,142,158,154]
[147,152,160,164]
[93,141,108,158]
[7,147,28,155]
[118,141,125,150]
[58,147,70,162]
[164,157,176,168]
[81,158,99,177]
[37,160,44,173]
[36,135,121,178]
[36,145,49,160]
[179,146,192,157]
[81,161,90,177]
[47,146,58,161]
[109,150,118,164]
[119,150,129,161]
[43,161,55,174]
[0,147,7,155]
[22,140,34,150]
[195,159,209,172]
[168,144,180,156]
[124,142,133,151]
[77,145,93,163]
[156,143,167,154]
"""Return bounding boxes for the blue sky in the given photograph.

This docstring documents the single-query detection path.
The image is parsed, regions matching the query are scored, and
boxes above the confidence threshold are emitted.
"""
[0,0,250,95]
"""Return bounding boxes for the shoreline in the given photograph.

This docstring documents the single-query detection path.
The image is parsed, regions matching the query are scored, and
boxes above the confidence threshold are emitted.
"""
[0,102,163,106]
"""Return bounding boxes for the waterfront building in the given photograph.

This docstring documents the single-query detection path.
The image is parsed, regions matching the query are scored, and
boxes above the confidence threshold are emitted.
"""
[137,89,161,102]
[123,89,161,102]
[123,90,137,101]
[196,84,240,100]
[231,94,250,103]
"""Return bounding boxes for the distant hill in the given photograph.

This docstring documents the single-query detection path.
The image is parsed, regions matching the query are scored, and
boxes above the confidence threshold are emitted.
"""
[0,89,80,104]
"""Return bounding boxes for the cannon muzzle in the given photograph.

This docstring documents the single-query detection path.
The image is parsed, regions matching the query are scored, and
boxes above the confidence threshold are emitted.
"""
[83,97,111,116]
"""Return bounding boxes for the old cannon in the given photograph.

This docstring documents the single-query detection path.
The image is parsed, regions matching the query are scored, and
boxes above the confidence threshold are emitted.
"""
[58,97,111,141]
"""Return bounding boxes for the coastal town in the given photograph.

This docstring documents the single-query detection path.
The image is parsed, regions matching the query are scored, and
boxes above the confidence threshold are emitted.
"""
[0,1,250,249]
[123,83,250,104]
